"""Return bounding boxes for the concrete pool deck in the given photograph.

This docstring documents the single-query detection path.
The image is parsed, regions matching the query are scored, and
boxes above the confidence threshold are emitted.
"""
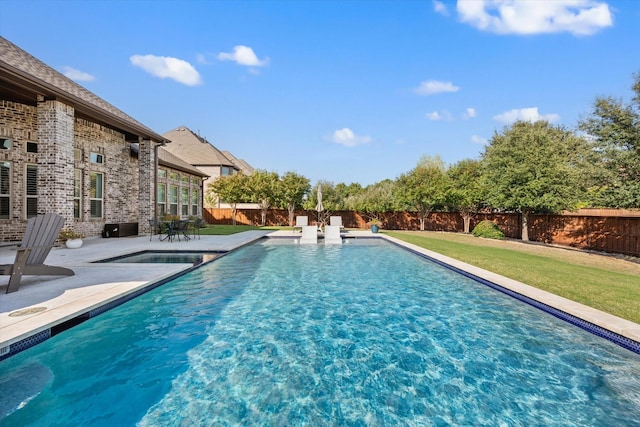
[1,229,639,357]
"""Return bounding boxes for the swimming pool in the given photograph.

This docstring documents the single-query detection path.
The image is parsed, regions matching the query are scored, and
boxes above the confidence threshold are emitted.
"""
[1,239,639,425]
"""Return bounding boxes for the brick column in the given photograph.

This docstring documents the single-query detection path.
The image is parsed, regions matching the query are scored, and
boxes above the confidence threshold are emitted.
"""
[37,98,74,226]
[138,138,155,233]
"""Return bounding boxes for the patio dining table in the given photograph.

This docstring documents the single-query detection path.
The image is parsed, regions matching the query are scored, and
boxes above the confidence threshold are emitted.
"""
[160,220,193,242]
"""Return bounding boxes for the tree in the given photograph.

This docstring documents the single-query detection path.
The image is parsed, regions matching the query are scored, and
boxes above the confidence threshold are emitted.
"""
[280,171,311,226]
[481,120,590,241]
[206,173,250,225]
[396,155,449,231]
[335,182,364,206]
[247,170,280,226]
[447,158,485,233]
[345,179,397,226]
[578,71,640,208]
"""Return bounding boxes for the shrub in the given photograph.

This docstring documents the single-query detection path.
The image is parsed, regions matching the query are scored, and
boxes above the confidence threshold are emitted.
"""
[471,220,505,239]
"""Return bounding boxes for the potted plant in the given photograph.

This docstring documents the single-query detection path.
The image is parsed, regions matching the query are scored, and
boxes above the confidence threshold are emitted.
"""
[59,229,86,249]
[367,218,382,233]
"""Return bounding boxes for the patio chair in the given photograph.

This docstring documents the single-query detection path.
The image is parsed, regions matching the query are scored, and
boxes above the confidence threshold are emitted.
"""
[329,216,344,229]
[1,213,74,293]
[191,218,204,239]
[324,225,343,244]
[293,216,308,232]
[299,225,318,244]
[148,219,161,241]
[174,220,191,242]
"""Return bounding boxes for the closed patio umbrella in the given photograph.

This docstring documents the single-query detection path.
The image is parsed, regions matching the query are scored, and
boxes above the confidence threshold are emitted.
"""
[315,185,323,227]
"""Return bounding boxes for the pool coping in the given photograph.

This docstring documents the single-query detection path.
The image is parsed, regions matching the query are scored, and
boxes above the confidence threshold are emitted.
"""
[1,230,639,360]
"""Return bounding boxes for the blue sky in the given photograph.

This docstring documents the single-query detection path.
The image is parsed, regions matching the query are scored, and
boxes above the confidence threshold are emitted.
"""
[1,0,639,186]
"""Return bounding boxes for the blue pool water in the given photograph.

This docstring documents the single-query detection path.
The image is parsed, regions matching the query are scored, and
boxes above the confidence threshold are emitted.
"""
[1,239,639,426]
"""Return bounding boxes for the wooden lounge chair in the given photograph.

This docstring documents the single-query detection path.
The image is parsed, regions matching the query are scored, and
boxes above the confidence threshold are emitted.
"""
[1,213,74,293]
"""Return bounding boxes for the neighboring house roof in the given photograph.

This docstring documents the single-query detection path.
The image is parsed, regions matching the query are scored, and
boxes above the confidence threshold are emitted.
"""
[0,37,166,143]
[162,126,253,173]
[222,150,255,175]
[158,147,209,178]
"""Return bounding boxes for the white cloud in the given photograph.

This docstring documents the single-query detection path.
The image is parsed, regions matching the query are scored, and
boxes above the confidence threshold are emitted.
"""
[457,0,613,36]
[433,0,448,16]
[330,128,372,147]
[414,80,460,96]
[196,53,208,64]
[463,107,476,119]
[426,110,453,121]
[217,45,269,67]
[471,134,488,145]
[130,55,202,86]
[493,107,560,124]
[63,66,96,82]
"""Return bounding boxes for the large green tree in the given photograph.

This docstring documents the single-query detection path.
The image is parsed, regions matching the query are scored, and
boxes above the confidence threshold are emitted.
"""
[578,71,640,208]
[207,172,250,225]
[481,120,590,241]
[247,170,281,226]
[280,171,311,226]
[345,179,397,226]
[396,155,449,231]
[447,158,485,233]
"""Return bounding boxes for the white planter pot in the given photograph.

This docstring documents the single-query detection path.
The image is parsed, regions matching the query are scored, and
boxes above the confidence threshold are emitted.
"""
[65,238,83,249]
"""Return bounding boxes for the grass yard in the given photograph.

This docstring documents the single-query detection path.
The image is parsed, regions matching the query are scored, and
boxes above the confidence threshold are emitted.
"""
[386,231,640,325]
[198,224,277,235]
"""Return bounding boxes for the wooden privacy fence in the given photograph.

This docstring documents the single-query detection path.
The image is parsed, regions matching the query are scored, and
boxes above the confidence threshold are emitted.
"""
[204,208,640,258]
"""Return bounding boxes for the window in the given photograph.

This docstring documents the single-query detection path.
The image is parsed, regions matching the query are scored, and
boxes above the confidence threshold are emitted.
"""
[169,172,178,181]
[26,142,38,153]
[169,185,178,215]
[0,162,10,219]
[191,188,199,216]
[158,169,166,179]
[90,152,104,164]
[74,169,82,219]
[221,166,233,176]
[74,148,82,162]
[181,188,189,216]
[157,183,166,216]
[181,175,189,184]
[192,177,199,185]
[25,164,38,218]
[89,172,104,218]
[0,138,10,150]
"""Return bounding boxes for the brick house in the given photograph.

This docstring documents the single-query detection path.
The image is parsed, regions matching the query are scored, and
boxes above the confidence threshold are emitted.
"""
[161,126,254,208]
[0,37,206,242]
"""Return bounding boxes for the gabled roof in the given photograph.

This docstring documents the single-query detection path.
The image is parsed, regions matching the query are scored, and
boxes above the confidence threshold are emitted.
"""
[222,150,255,175]
[0,37,166,143]
[162,126,252,172]
[159,148,209,177]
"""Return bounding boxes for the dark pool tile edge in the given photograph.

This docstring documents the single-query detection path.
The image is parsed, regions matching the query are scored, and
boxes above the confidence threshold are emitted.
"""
[385,237,640,355]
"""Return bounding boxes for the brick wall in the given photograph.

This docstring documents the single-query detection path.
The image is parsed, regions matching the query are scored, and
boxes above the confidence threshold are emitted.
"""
[0,101,39,240]
[74,117,141,237]
[0,98,160,242]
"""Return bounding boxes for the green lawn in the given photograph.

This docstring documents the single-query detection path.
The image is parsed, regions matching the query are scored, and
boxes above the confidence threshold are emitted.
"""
[386,231,640,325]
[198,224,275,235]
